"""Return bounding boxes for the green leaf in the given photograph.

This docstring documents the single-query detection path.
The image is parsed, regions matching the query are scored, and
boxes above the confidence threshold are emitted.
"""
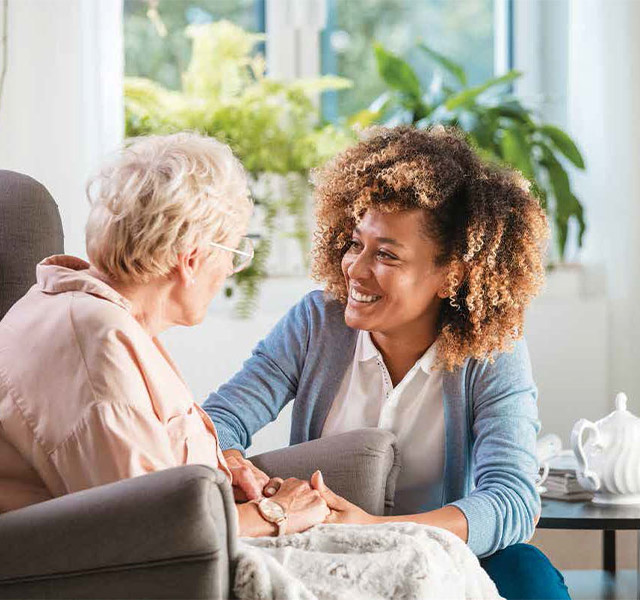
[542,151,571,209]
[417,43,467,86]
[500,127,535,179]
[573,194,587,247]
[553,192,586,260]
[556,219,569,260]
[444,70,522,111]
[532,181,548,210]
[486,99,533,125]
[466,111,501,155]
[469,122,494,151]
[374,43,423,102]
[348,108,382,128]
[541,148,581,258]
[538,125,586,169]
[472,145,503,166]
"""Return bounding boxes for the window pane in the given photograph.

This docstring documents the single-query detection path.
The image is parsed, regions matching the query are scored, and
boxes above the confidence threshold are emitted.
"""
[322,0,495,120]
[124,0,262,91]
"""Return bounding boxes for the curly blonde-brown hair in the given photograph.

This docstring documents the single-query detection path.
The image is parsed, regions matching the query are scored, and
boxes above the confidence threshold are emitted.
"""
[311,126,549,371]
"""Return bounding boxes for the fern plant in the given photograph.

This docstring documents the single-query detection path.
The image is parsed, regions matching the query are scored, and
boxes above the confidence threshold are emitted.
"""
[125,20,354,315]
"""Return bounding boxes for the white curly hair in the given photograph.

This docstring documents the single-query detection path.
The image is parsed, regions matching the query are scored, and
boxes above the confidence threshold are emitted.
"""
[85,132,252,283]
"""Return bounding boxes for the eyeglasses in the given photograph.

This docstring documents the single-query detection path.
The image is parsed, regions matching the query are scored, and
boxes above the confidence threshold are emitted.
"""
[209,236,255,274]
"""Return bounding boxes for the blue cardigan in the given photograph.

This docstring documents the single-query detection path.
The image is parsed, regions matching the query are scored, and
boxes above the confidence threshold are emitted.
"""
[203,291,541,557]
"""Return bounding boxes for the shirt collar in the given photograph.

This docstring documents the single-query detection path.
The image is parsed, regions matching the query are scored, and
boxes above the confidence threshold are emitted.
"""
[357,330,380,362]
[36,255,132,312]
[417,341,439,374]
[357,330,438,374]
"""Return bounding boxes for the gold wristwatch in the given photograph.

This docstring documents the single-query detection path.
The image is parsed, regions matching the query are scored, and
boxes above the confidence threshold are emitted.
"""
[254,497,288,536]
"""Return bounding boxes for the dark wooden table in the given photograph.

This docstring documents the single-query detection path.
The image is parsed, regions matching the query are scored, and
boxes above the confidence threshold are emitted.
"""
[539,498,640,599]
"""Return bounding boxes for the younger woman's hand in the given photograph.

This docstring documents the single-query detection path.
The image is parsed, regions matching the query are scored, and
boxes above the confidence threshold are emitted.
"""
[310,470,375,525]
[271,477,330,534]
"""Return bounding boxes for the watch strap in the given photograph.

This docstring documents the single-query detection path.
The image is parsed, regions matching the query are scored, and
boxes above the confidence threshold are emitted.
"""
[276,516,288,537]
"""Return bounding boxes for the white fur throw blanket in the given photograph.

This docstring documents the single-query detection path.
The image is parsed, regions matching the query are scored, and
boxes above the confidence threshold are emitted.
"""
[234,522,503,600]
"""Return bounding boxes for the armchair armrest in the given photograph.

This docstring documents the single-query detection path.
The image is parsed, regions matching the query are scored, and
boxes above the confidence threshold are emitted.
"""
[0,465,236,600]
[249,428,400,516]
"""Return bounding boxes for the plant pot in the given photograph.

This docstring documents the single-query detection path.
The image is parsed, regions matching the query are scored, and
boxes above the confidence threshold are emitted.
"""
[250,172,312,277]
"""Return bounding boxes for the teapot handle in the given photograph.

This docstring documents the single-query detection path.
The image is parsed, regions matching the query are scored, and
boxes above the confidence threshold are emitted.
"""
[571,418,602,492]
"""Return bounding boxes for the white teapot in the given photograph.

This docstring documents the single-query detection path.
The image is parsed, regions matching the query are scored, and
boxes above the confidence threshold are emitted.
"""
[571,392,640,504]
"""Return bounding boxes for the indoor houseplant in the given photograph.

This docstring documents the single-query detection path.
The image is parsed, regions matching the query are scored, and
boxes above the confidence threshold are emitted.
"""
[352,42,586,262]
[125,20,353,315]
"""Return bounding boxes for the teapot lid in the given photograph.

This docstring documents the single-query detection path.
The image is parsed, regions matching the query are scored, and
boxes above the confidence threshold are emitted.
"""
[597,391,640,433]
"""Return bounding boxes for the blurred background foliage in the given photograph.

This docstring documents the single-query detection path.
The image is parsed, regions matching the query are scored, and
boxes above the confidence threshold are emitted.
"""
[125,11,353,315]
[321,0,494,120]
[124,0,259,91]
[125,0,495,125]
[352,42,585,261]
[123,0,585,315]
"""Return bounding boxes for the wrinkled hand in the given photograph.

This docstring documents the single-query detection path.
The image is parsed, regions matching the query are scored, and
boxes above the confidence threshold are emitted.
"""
[271,477,330,534]
[310,470,374,525]
[223,449,282,502]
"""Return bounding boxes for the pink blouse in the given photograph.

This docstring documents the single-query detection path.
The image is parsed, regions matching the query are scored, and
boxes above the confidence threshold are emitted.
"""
[0,255,231,513]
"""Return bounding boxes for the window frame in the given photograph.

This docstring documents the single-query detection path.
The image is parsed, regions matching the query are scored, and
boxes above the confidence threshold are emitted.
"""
[269,0,514,122]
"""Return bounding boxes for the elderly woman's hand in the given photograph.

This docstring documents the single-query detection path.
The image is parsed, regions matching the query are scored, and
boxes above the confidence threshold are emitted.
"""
[270,477,330,534]
[223,449,281,502]
[310,470,376,525]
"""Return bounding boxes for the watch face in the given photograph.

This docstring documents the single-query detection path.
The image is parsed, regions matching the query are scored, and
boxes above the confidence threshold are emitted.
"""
[259,498,286,521]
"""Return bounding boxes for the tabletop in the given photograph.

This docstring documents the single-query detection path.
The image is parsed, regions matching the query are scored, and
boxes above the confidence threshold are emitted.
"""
[539,498,640,530]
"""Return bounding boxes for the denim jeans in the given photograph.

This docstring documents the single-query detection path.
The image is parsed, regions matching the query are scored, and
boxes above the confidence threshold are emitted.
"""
[480,543,571,600]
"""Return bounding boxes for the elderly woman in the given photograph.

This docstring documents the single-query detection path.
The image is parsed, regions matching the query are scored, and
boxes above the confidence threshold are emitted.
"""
[0,132,328,537]
[204,126,570,599]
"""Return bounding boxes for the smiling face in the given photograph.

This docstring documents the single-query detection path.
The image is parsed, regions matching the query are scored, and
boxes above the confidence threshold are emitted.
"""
[341,208,449,339]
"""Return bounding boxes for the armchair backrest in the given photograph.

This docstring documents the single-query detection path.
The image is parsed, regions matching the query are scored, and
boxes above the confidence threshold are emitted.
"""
[0,170,64,320]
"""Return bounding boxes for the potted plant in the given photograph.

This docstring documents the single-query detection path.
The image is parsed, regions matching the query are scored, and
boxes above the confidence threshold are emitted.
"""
[351,42,586,266]
[125,20,353,315]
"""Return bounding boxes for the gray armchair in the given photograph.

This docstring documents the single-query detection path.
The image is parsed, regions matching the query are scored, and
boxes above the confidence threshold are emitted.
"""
[0,170,64,319]
[0,170,400,599]
[0,431,399,600]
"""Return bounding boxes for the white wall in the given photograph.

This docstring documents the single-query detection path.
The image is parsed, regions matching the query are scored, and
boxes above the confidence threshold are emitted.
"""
[526,270,608,444]
[160,277,320,456]
[511,0,640,443]
[566,0,640,411]
[0,0,123,257]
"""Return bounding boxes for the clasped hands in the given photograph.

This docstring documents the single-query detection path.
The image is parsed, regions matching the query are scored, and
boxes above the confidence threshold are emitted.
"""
[223,449,373,534]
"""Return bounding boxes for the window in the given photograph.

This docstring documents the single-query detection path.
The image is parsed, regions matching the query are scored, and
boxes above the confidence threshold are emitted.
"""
[124,1,507,123]
[321,0,500,121]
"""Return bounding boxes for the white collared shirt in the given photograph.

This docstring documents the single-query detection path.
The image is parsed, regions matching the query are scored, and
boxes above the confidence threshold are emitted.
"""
[321,330,445,515]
